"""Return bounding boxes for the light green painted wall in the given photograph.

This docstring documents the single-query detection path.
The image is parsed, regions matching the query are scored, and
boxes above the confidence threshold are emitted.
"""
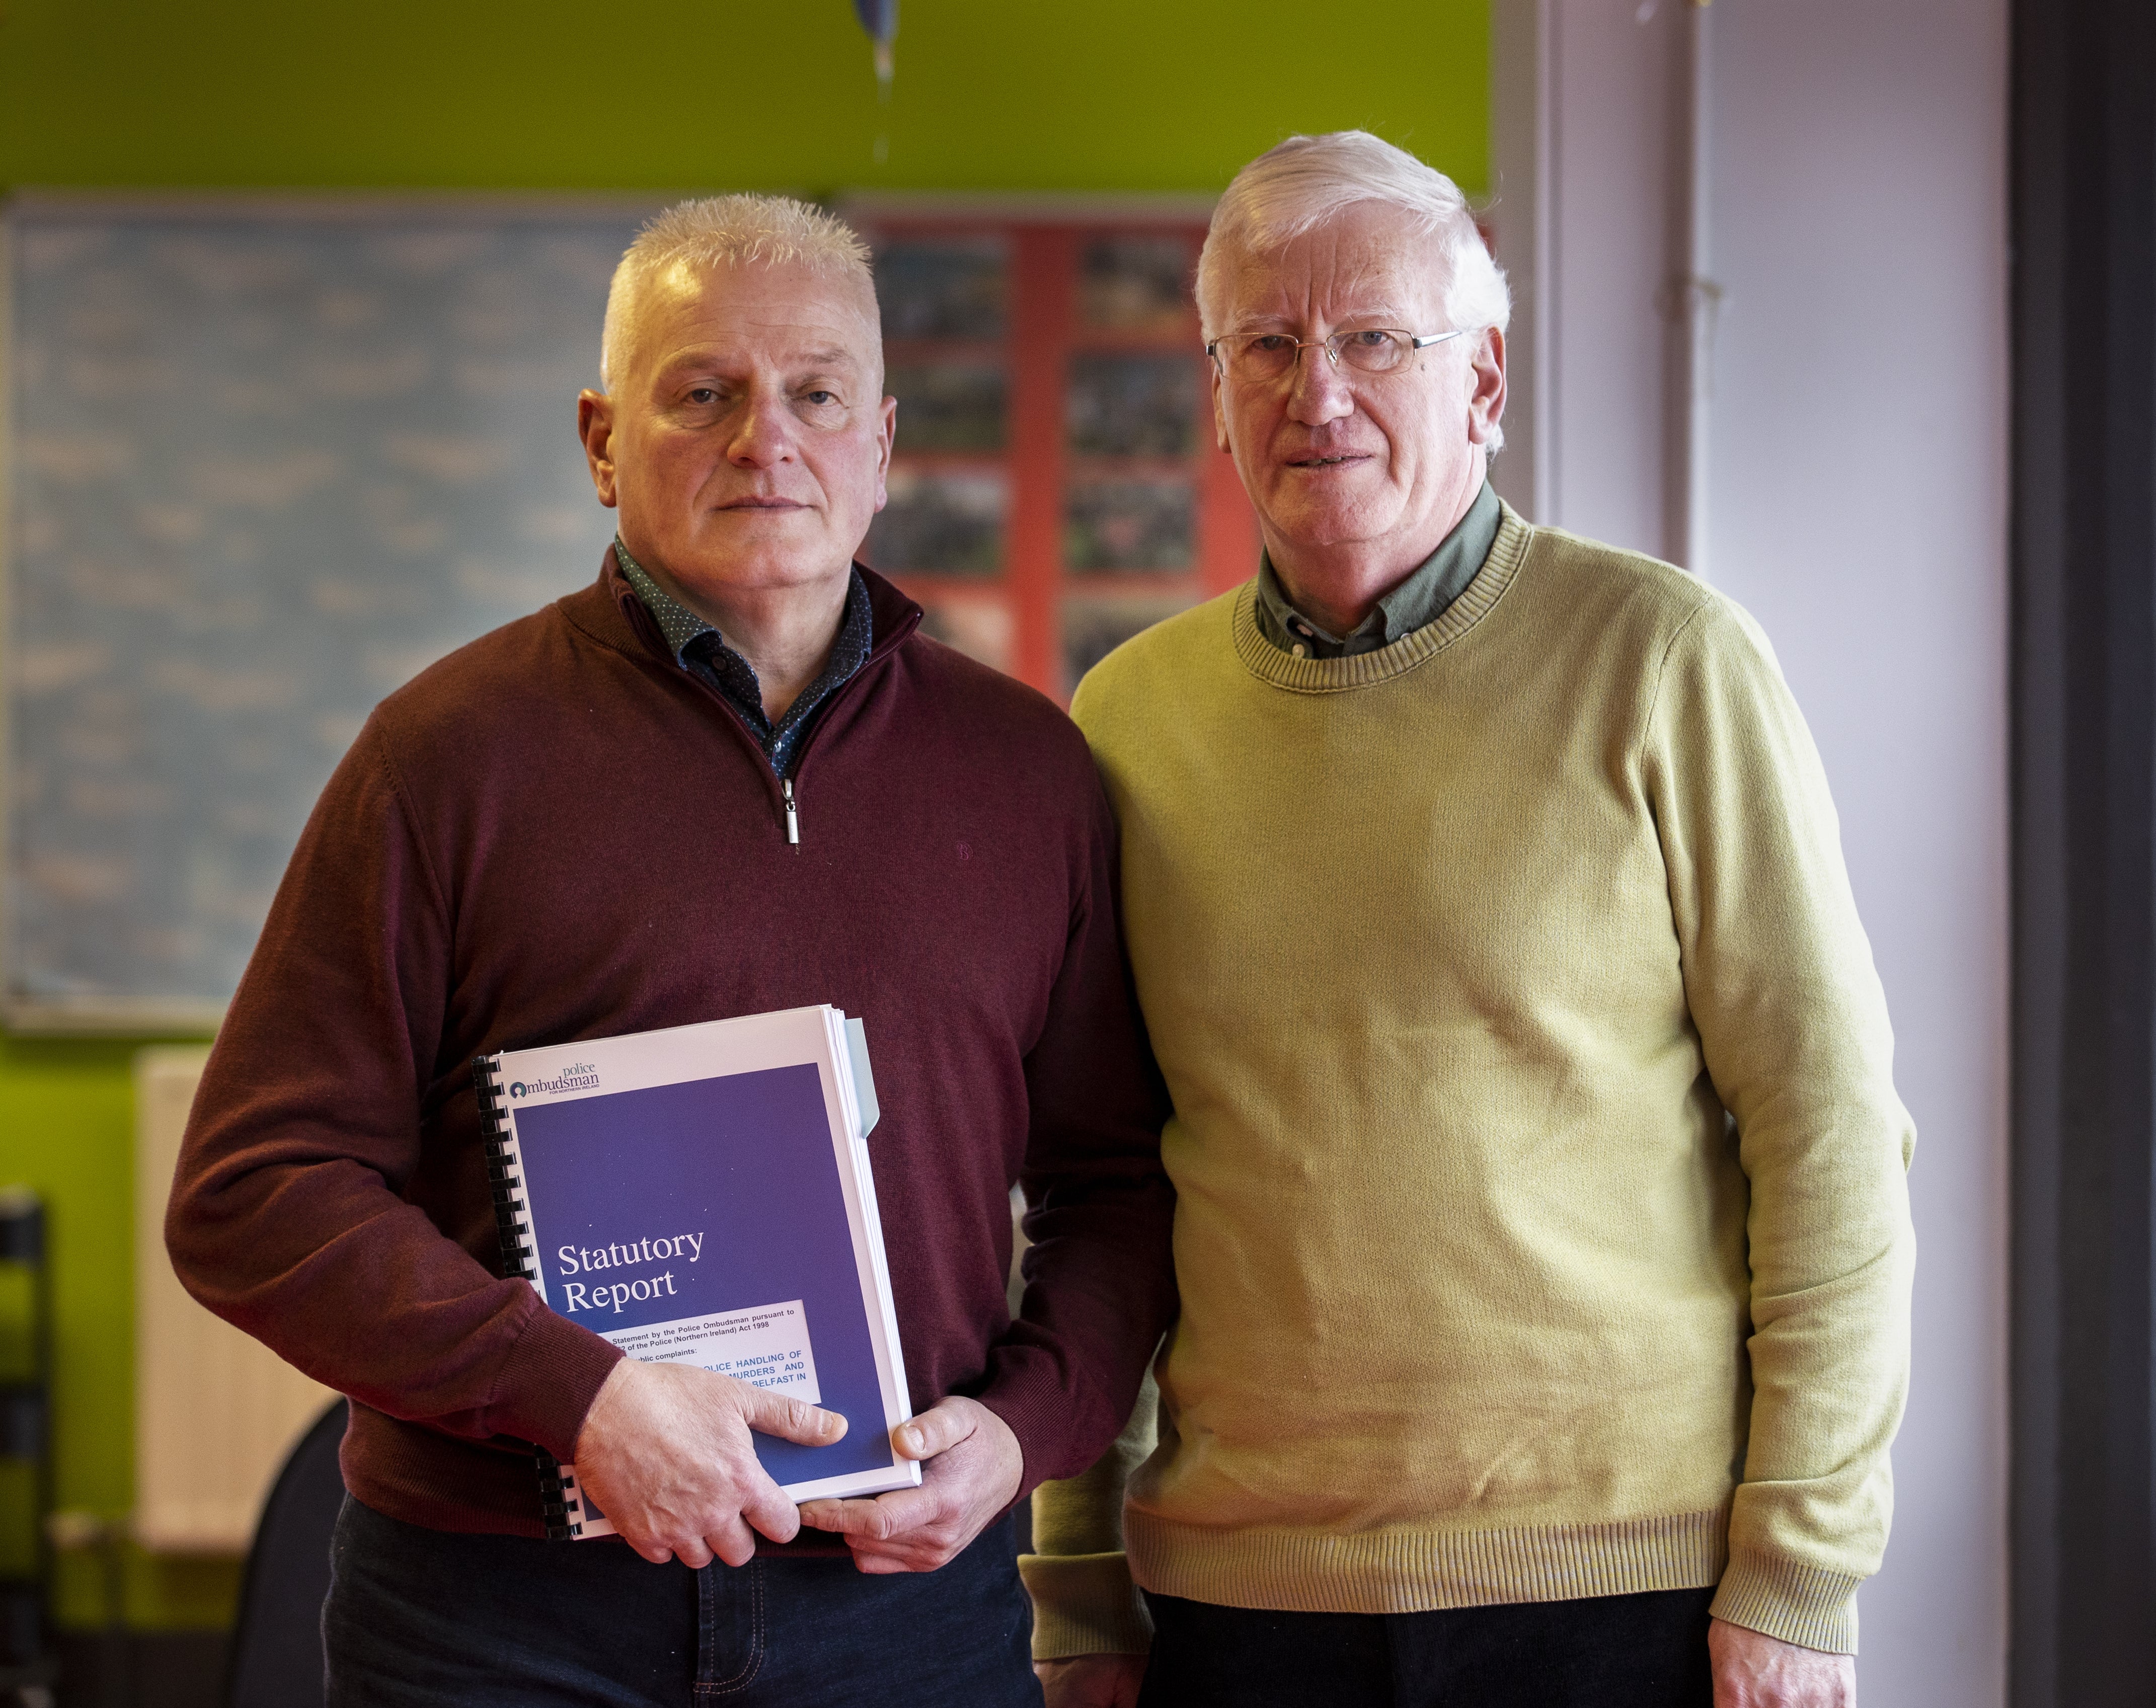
[0,1038,238,1628]
[0,0,1488,1629]
[0,0,1486,195]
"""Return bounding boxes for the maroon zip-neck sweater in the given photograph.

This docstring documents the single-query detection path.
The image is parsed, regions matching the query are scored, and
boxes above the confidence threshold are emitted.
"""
[167,555,1177,1538]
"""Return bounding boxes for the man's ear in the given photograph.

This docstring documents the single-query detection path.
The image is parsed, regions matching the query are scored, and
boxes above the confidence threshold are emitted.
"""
[1467,328,1507,447]
[578,390,621,509]
[873,393,897,512]
[1211,363,1233,454]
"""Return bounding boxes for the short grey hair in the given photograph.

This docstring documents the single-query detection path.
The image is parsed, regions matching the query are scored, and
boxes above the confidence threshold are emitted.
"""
[1197,132,1511,445]
[600,194,877,391]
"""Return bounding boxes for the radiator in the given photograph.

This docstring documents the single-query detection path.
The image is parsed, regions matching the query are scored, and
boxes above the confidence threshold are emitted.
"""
[133,1046,336,1554]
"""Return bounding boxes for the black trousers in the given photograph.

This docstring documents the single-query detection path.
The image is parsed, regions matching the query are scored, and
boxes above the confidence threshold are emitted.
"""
[323,1497,1040,1707]
[1136,1586,1715,1708]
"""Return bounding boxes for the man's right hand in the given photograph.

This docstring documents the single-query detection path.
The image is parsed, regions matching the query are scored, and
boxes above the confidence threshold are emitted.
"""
[1035,1654,1147,1708]
[570,1359,847,1568]
[1709,1617,1856,1707]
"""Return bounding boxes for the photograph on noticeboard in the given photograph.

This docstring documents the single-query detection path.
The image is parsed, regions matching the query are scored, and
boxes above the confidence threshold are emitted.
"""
[1064,477,1195,572]
[875,237,1009,342]
[1080,235,1197,334]
[865,468,1009,576]
[885,360,1008,453]
[1061,594,1196,692]
[1065,352,1199,458]
[915,599,1017,673]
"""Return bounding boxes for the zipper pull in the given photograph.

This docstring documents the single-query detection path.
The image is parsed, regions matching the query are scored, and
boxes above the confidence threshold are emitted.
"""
[781,777,800,845]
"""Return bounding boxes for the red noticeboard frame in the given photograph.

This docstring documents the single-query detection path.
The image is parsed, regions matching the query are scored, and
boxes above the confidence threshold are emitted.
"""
[852,208,1259,705]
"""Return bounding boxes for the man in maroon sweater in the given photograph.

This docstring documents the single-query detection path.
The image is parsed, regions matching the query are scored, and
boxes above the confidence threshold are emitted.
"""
[166,195,1176,1707]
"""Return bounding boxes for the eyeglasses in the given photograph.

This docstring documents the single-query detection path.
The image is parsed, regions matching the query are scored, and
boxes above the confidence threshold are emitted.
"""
[1204,327,1469,384]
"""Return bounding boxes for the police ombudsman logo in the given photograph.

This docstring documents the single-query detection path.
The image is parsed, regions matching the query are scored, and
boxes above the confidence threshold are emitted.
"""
[509,1081,528,1099]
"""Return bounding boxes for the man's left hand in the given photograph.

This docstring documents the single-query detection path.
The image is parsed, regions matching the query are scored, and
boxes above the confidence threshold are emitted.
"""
[1710,1616,1856,1707]
[796,1395,1023,1573]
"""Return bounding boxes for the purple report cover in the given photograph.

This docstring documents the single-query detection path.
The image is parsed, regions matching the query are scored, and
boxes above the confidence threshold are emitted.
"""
[510,1060,899,1493]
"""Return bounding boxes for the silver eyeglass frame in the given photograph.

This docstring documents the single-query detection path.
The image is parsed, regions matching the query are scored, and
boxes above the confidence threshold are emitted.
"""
[1204,326,1470,378]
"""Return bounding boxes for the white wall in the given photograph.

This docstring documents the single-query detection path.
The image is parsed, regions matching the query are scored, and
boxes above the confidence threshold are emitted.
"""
[1706,7,2011,1694]
[1491,3,2011,1702]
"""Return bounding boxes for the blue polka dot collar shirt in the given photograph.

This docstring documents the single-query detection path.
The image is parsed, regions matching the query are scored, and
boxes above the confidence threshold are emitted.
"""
[611,537,875,779]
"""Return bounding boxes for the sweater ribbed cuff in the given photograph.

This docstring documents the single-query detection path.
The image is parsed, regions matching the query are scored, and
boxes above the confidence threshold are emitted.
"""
[1020,1550,1152,1659]
[976,1353,1115,1502]
[1709,1548,1863,1655]
[488,1298,627,1461]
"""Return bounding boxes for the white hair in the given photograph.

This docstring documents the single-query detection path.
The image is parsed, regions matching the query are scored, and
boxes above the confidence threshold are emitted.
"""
[599,194,877,391]
[1197,132,1511,449]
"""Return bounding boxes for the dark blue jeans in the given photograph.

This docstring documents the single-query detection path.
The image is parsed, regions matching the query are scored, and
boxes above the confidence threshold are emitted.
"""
[1136,1586,1716,1707]
[323,1497,1041,1707]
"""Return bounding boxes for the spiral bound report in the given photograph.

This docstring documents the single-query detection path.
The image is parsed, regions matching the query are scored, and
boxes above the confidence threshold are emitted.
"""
[472,1054,537,1283]
[473,1052,586,1537]
[468,1005,913,1542]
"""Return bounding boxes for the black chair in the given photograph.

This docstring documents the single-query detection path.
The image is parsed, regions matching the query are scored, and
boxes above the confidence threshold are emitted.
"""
[223,1401,347,1708]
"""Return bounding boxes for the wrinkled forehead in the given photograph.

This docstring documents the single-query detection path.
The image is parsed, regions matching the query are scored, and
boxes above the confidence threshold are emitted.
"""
[633,258,883,373]
[1221,206,1447,326]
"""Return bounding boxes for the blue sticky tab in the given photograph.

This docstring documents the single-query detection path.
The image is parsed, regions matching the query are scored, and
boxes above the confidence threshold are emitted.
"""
[844,1016,880,1139]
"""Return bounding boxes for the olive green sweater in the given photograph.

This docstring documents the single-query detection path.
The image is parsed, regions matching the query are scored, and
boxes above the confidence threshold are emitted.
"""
[1024,507,1915,1657]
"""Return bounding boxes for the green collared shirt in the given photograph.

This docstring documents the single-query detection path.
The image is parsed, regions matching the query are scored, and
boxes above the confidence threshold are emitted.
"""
[1254,479,1504,659]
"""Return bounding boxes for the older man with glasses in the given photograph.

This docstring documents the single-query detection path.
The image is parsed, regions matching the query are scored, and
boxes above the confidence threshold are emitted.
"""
[1023,132,1915,1708]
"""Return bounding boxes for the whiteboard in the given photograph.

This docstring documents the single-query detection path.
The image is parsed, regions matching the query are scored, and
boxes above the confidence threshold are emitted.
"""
[4,197,652,1030]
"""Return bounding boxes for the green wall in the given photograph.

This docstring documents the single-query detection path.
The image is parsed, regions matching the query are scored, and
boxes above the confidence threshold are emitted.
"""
[0,0,1485,196]
[0,0,1488,1630]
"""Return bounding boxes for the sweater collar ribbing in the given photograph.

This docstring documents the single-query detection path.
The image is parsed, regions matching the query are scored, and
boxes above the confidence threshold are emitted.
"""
[565,547,925,675]
[1231,503,1532,694]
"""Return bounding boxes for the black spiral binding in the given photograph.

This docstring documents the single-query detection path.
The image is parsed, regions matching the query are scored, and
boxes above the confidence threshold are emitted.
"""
[471,1053,584,1540]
